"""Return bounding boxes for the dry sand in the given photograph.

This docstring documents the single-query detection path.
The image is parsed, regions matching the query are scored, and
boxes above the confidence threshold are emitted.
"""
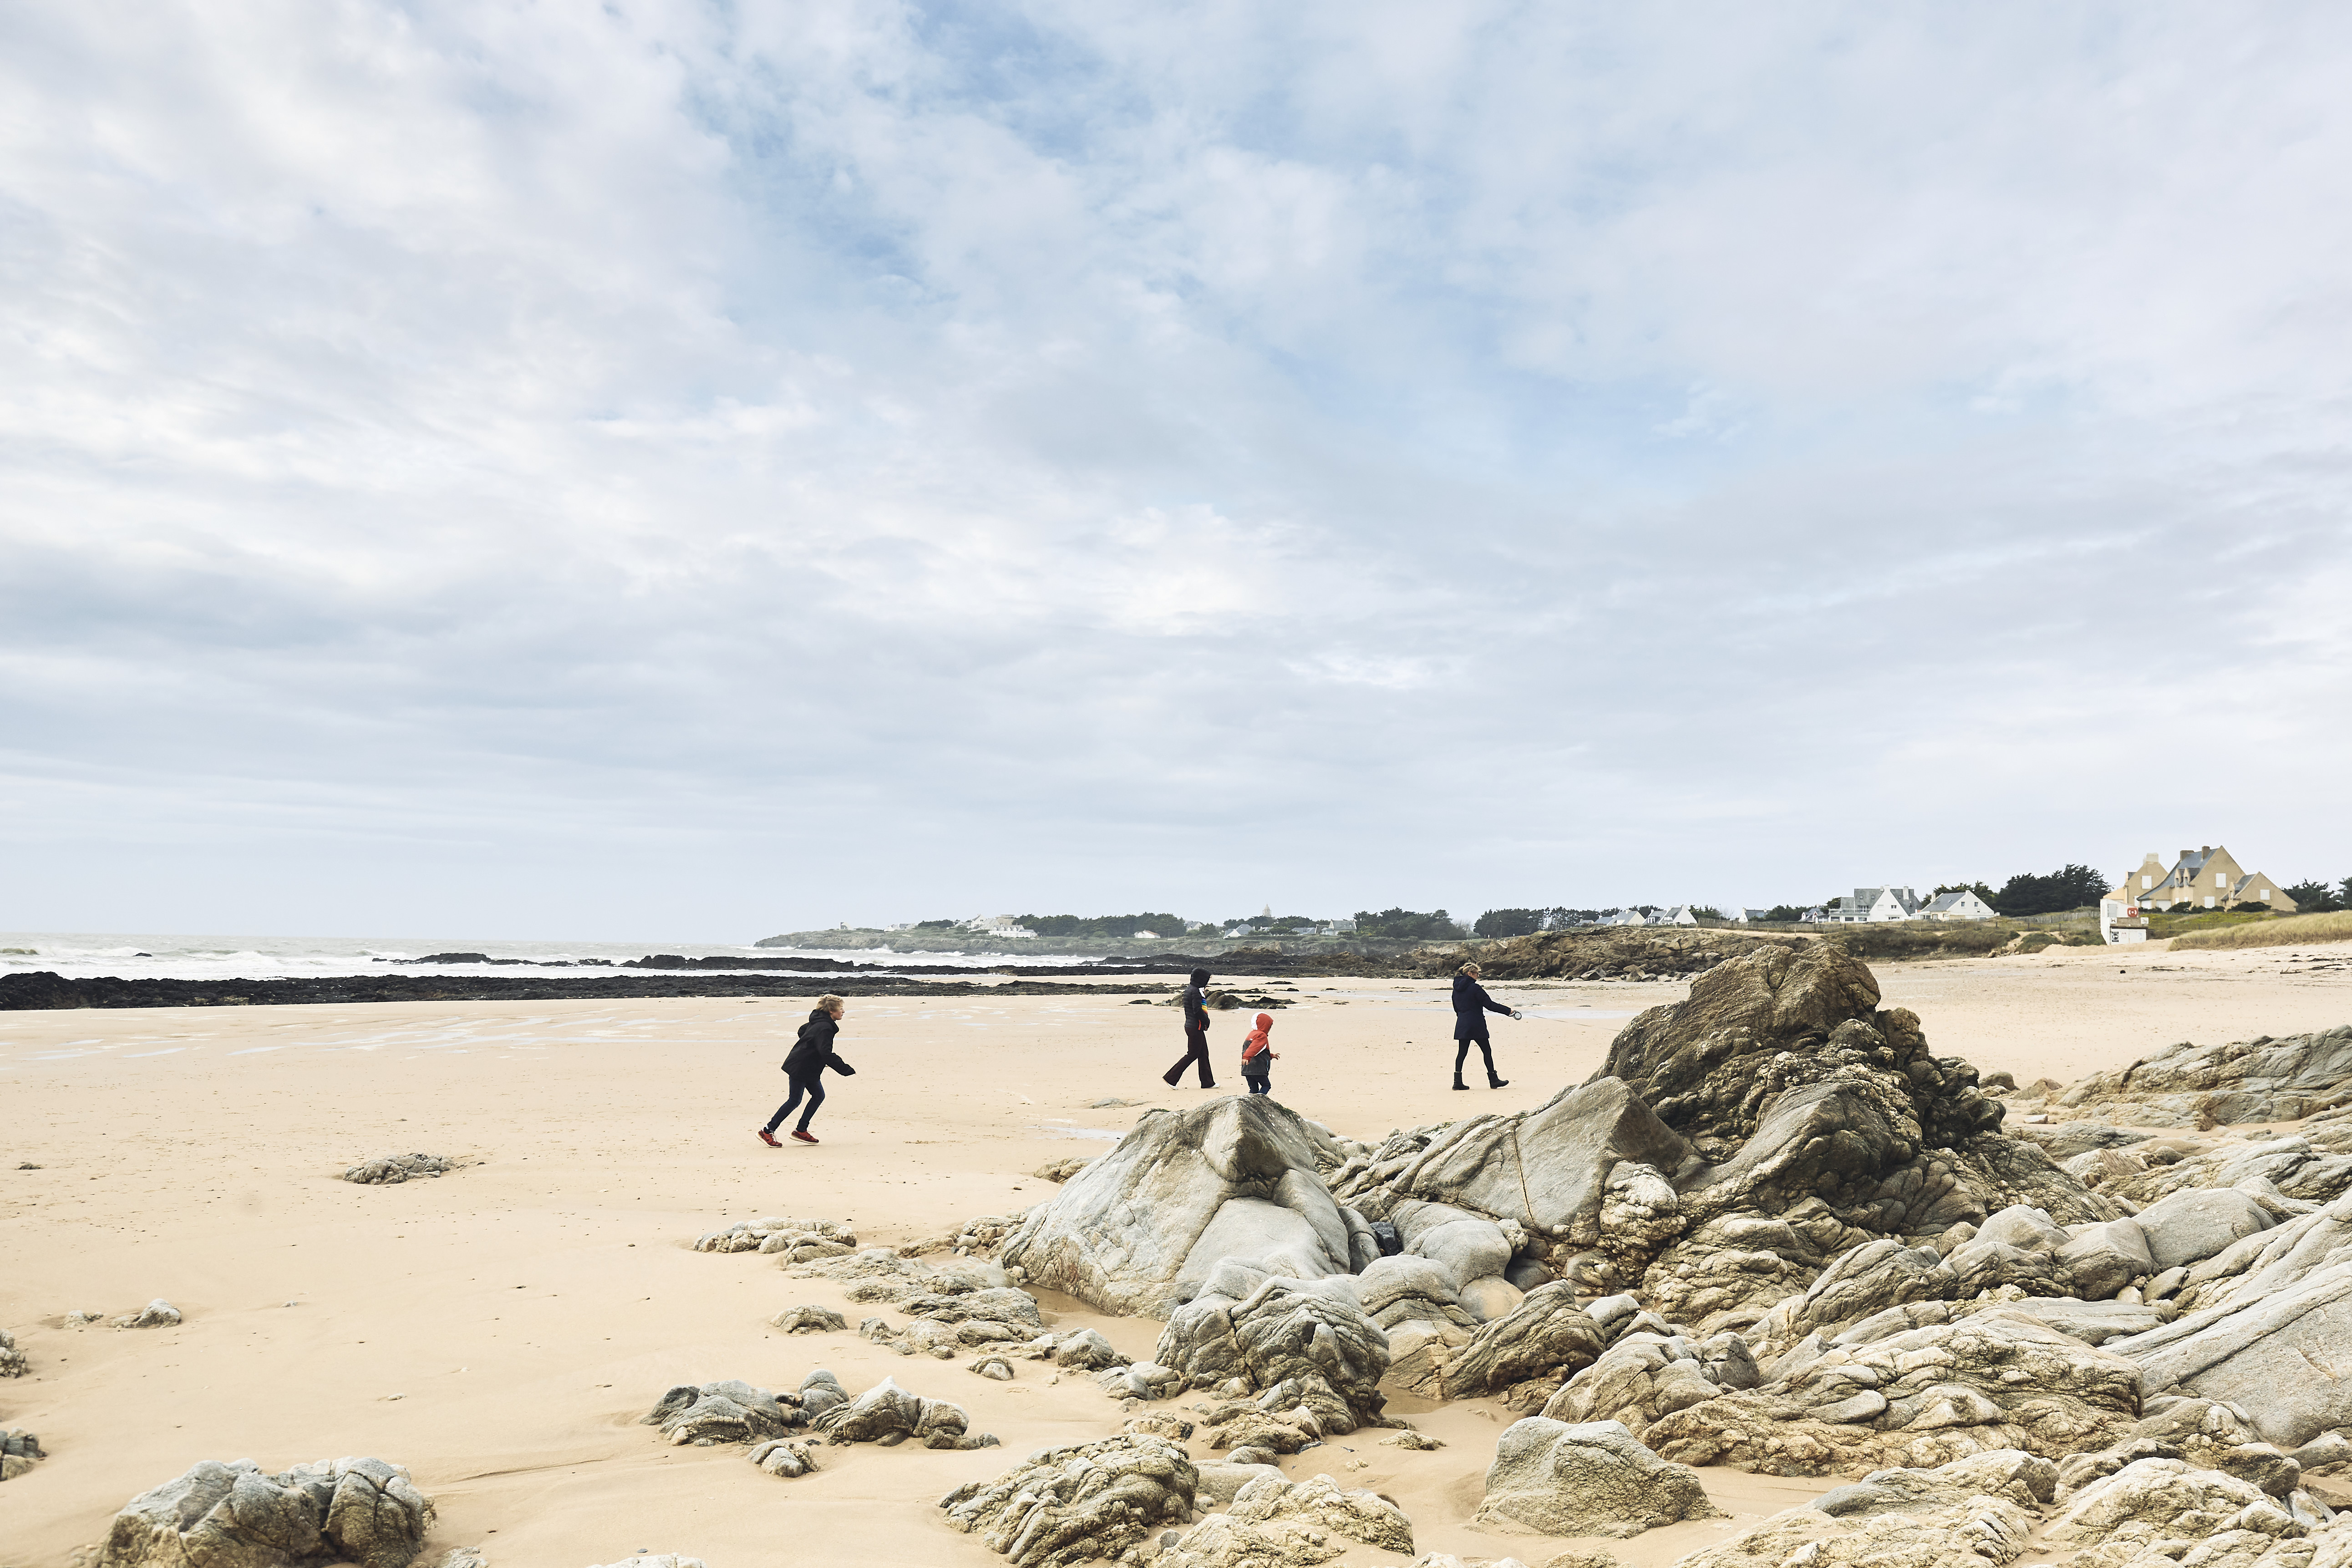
[3,942,2347,1568]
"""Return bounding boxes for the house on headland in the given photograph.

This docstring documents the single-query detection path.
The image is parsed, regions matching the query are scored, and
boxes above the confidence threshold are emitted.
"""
[2101,845,2296,944]
[1824,887,1924,924]
[1919,889,1998,922]
[2134,847,2296,914]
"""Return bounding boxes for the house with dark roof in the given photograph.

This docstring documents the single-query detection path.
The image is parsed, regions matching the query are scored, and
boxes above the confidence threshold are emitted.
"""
[1919,889,1997,921]
[1824,887,1924,924]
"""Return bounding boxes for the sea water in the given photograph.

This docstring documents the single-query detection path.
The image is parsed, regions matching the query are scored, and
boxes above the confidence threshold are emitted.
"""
[0,932,1124,983]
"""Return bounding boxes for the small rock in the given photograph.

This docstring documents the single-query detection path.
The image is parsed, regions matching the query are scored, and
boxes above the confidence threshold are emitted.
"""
[969,1356,1015,1380]
[112,1299,181,1330]
[769,1304,847,1334]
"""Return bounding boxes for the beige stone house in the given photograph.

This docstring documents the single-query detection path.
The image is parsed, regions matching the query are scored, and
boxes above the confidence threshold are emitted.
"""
[2120,847,2297,914]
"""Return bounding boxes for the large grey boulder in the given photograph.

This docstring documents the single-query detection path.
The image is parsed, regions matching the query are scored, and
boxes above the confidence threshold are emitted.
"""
[1333,1078,1694,1254]
[1751,1238,1957,1354]
[2057,1025,2352,1127]
[2112,1135,2352,1208]
[2044,1456,2301,1559]
[939,1434,1197,1568]
[1468,1418,1718,1538]
[2057,1218,2156,1300]
[100,1458,432,1568]
[1224,1471,1413,1551]
[1154,1276,1389,1431]
[2135,1188,2276,1270]
[2113,1260,2352,1447]
[1001,1096,1363,1315]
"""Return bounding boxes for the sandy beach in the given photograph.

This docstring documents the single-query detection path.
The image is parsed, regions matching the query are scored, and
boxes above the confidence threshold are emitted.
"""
[5,941,2349,1568]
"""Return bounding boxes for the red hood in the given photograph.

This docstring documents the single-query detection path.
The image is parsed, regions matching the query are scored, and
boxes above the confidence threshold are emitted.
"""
[1253,1013,1273,1031]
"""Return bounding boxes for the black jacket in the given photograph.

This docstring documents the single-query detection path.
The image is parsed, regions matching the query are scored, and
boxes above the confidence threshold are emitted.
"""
[1452,974,1512,1040]
[782,1009,856,1078]
[1181,984,1211,1034]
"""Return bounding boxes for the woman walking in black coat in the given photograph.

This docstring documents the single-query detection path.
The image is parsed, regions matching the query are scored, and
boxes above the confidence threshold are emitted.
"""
[1163,968,1216,1088]
[1451,962,1517,1090]
[757,994,856,1145]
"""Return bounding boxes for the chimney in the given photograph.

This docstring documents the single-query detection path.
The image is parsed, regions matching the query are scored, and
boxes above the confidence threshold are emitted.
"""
[2202,845,2211,856]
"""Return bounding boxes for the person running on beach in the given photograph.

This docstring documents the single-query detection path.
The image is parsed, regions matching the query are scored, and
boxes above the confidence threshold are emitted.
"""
[758,994,856,1145]
[1163,968,1216,1088]
[1451,962,1517,1091]
[1240,1011,1278,1096]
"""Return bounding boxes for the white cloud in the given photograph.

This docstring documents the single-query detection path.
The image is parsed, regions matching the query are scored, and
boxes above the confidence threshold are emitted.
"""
[2,0,2349,935]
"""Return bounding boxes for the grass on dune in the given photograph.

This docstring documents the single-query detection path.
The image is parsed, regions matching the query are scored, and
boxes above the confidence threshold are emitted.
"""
[2171,910,2352,950]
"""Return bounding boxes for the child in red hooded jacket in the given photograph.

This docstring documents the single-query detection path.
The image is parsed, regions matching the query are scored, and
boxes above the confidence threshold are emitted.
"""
[1240,1012,1278,1096]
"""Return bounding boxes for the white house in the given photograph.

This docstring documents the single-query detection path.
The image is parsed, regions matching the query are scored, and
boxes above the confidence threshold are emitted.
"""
[1918,890,1997,922]
[1655,905,1700,926]
[1602,909,1646,927]
[962,914,1036,938]
[1824,887,1924,924]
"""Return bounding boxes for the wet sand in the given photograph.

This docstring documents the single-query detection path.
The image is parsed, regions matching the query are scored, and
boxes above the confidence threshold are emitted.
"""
[3,944,2347,1567]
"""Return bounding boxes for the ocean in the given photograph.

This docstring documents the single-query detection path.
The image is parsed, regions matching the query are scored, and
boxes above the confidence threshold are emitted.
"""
[0,931,1120,983]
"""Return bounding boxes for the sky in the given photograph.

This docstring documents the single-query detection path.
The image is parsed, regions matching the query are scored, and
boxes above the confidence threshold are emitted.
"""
[5,1,2351,940]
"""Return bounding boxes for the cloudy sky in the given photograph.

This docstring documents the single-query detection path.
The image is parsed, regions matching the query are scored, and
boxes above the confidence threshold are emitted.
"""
[5,2,2350,940]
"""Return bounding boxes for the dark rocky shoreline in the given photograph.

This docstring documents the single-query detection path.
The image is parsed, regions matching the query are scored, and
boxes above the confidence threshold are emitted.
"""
[0,971,1176,1011]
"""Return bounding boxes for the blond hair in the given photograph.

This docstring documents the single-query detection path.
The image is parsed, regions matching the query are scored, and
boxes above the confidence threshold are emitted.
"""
[1458,963,1481,977]
[818,994,846,1013]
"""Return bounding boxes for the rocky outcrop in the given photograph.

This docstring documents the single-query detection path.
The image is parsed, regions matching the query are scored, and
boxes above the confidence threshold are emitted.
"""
[1160,1471,1415,1567]
[747,1435,821,1477]
[812,1376,994,1448]
[2045,1456,2316,1562]
[643,1379,794,1445]
[1441,1281,1607,1406]
[1539,1330,1756,1440]
[1594,944,2002,1152]
[1331,1079,1693,1261]
[1001,1096,1368,1316]
[2105,1190,2352,1447]
[2110,1135,2352,1208]
[1,1328,28,1377]
[939,1434,1198,1568]
[1,1427,45,1481]
[1646,1309,2142,1476]
[1468,1418,1719,1538]
[770,1304,847,1333]
[100,1457,432,1568]
[1666,1449,2053,1568]
[1356,1254,1481,1396]
[114,1299,182,1329]
[692,1215,856,1260]
[2055,1026,2352,1127]
[342,1154,453,1185]
[1155,1276,1390,1431]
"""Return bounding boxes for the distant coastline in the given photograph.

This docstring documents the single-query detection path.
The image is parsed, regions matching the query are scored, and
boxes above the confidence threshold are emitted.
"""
[753,928,1430,959]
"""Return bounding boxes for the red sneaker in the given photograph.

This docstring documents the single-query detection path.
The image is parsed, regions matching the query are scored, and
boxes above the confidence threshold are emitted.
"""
[757,1129,781,1147]
[790,1129,818,1144]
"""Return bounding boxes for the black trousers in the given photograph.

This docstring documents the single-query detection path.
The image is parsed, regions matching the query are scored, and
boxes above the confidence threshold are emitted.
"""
[1454,1036,1497,1081]
[1164,1029,1214,1087]
[765,1071,825,1132]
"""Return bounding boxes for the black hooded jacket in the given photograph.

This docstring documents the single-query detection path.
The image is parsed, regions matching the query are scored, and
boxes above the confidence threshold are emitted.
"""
[782,1008,857,1078]
[1451,974,1512,1040]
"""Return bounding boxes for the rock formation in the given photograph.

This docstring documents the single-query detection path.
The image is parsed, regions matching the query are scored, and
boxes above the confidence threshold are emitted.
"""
[342,1154,453,1185]
[1668,1449,2053,1568]
[100,1457,432,1568]
[0,1328,27,1377]
[1468,1417,1719,1538]
[114,1299,182,1329]
[770,1304,847,1333]
[1001,1096,1372,1315]
[1159,1471,1416,1567]
[1,1426,44,1481]
[642,1380,795,1446]
[939,1433,1198,1568]
[1155,1275,1390,1430]
[812,1376,994,1448]
[692,1215,857,1260]
[2052,1026,2352,1127]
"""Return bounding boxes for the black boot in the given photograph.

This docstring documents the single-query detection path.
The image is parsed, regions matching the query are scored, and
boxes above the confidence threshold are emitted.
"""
[1488,1075,1509,1088]
[1452,1076,1469,1091]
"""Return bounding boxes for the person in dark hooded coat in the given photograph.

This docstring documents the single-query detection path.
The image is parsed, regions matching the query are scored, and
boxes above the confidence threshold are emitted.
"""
[758,994,855,1145]
[1450,962,1515,1090]
[1163,968,1216,1088]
